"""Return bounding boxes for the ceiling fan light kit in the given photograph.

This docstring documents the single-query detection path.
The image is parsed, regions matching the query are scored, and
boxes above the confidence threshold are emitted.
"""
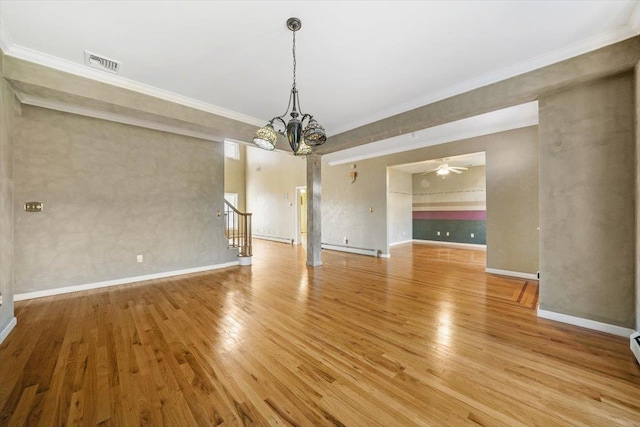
[422,159,469,177]
[252,18,327,156]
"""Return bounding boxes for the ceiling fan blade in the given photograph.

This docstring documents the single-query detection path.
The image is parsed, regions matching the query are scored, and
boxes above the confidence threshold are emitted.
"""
[420,168,439,175]
[449,166,468,171]
[450,169,463,174]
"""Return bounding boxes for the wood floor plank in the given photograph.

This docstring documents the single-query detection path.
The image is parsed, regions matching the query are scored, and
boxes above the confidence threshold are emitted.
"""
[1,241,640,426]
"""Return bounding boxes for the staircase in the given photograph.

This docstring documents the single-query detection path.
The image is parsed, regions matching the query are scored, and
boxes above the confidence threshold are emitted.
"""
[224,199,252,265]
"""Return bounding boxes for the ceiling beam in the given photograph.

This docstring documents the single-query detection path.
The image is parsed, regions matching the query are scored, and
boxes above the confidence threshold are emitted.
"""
[317,35,640,155]
[1,51,259,145]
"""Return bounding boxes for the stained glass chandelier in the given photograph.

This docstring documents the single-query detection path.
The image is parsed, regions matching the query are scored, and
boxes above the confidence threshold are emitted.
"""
[252,18,327,155]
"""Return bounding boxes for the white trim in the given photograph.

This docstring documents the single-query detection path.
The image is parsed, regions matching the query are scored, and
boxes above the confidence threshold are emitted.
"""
[0,317,17,344]
[485,268,537,280]
[2,18,636,140]
[2,44,265,127]
[294,186,307,245]
[321,243,379,257]
[16,92,224,142]
[0,18,13,54]
[389,240,414,247]
[14,261,239,301]
[537,309,635,338]
[253,234,293,244]
[413,239,487,251]
[224,140,240,159]
[328,24,638,136]
[379,253,391,259]
[237,255,252,266]
[631,332,640,366]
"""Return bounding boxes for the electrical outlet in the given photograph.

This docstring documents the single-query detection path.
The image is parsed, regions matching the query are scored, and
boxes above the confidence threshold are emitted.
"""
[137,254,143,263]
[471,233,474,238]
[344,237,349,245]
[437,231,440,236]
[446,232,450,236]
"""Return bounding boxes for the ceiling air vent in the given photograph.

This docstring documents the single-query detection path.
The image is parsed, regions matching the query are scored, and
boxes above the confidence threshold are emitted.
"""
[84,50,120,74]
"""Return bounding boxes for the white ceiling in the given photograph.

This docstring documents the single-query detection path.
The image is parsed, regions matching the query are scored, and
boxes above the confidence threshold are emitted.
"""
[390,152,486,175]
[0,1,639,137]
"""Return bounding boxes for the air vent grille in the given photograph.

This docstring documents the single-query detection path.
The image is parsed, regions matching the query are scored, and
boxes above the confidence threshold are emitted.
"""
[84,50,120,74]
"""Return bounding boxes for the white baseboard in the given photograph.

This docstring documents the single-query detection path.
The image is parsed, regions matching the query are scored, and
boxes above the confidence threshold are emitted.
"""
[379,253,391,258]
[389,240,414,247]
[537,309,635,338]
[631,332,640,366]
[0,317,17,344]
[15,261,239,301]
[253,235,293,244]
[485,268,538,280]
[321,243,379,257]
[412,239,487,251]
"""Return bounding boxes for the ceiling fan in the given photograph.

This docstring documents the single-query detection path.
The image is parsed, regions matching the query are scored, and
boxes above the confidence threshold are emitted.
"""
[422,159,468,176]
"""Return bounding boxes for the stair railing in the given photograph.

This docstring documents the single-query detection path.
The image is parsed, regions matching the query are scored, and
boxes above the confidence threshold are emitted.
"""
[223,199,252,257]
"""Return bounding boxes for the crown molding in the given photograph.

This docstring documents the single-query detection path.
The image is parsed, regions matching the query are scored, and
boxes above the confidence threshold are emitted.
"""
[2,11,638,137]
[16,91,225,143]
[630,2,640,32]
[328,24,640,137]
[0,39,265,127]
[0,17,13,54]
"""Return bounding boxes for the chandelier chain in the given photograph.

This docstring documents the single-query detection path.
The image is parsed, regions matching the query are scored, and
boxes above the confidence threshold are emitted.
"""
[292,30,296,89]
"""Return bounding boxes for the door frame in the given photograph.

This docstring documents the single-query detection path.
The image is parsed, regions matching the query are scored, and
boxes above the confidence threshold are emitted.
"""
[295,186,307,245]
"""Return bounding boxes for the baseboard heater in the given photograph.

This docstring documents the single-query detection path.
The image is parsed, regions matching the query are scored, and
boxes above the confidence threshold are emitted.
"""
[321,243,379,257]
[253,234,293,244]
[631,332,640,366]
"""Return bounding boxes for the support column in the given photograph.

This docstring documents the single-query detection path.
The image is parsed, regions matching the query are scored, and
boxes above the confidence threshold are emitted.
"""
[306,154,322,267]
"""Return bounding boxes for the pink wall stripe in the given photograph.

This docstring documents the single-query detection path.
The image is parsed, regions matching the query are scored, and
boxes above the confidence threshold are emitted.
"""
[413,210,486,220]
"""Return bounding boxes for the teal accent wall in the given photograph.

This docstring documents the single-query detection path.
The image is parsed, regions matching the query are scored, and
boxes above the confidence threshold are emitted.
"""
[413,219,486,244]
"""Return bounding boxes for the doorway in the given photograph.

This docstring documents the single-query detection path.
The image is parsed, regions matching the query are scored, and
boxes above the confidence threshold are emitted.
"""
[387,151,487,249]
[295,186,307,245]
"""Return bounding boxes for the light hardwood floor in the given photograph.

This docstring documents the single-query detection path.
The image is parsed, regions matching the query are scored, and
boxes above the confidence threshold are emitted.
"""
[1,240,639,426]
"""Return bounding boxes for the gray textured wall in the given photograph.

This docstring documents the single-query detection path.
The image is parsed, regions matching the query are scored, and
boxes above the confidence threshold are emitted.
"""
[322,126,539,273]
[245,146,306,242]
[13,106,235,294]
[387,168,412,245]
[224,143,247,212]
[323,159,388,251]
[0,58,16,333]
[539,73,635,328]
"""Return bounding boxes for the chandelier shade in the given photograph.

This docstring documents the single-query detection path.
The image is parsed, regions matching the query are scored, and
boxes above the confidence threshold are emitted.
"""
[303,118,327,146]
[252,123,277,151]
[252,18,326,155]
[295,139,313,156]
